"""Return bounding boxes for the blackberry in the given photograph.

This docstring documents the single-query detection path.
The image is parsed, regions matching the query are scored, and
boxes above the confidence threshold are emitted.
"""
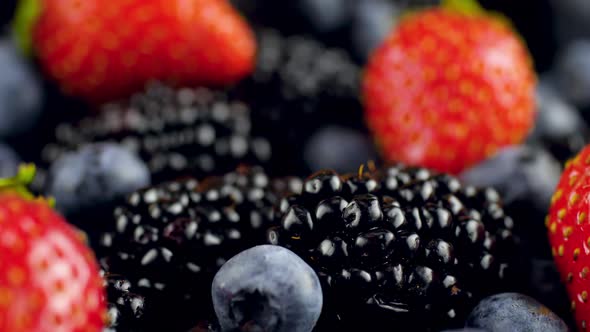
[103,272,147,332]
[41,83,272,183]
[98,167,301,331]
[267,166,518,331]
[232,29,367,175]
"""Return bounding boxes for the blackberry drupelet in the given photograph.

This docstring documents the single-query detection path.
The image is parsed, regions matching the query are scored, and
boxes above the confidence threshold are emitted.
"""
[232,29,366,175]
[41,83,272,183]
[103,272,147,332]
[267,166,518,331]
[98,167,301,332]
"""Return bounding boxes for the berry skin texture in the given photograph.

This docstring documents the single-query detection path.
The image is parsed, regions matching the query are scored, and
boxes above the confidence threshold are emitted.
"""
[0,194,106,331]
[466,293,568,332]
[548,144,590,331]
[212,245,322,332]
[46,143,150,216]
[363,8,536,174]
[33,0,255,103]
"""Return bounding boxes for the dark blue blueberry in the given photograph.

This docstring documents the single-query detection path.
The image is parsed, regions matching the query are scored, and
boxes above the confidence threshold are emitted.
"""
[526,259,574,328]
[0,37,43,138]
[297,0,354,33]
[351,0,400,60]
[461,145,561,215]
[531,77,589,162]
[555,40,590,109]
[212,245,322,332]
[303,126,377,174]
[440,329,488,332]
[466,293,568,332]
[0,143,19,178]
[46,143,150,215]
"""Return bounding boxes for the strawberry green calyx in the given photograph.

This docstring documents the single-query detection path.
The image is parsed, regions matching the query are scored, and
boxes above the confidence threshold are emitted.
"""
[442,0,516,34]
[442,0,484,15]
[0,164,54,206]
[12,0,41,56]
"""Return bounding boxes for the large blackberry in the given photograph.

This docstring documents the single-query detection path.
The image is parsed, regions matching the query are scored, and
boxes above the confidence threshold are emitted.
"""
[41,83,272,183]
[98,167,301,331]
[103,272,147,332]
[232,29,368,175]
[267,166,518,331]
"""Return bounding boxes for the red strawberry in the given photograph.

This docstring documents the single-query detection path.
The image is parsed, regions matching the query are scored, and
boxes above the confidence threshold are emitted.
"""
[0,193,106,331]
[32,0,255,103]
[548,145,590,331]
[362,6,536,174]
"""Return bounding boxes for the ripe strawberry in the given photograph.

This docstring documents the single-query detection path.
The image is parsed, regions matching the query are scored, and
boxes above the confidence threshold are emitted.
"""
[31,0,255,103]
[362,6,536,174]
[548,145,590,331]
[0,193,106,331]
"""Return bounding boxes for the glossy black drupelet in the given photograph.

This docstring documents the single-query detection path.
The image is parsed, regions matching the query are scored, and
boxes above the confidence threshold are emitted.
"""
[232,29,367,176]
[267,166,517,331]
[103,273,147,332]
[41,83,272,183]
[98,167,301,332]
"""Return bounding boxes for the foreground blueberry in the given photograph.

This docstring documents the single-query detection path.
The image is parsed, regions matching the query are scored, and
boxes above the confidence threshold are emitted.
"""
[46,143,150,215]
[0,37,43,138]
[466,293,568,332]
[212,245,322,332]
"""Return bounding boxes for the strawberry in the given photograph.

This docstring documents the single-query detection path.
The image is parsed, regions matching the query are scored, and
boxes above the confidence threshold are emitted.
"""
[362,3,536,174]
[30,0,255,103]
[548,144,590,331]
[0,167,106,331]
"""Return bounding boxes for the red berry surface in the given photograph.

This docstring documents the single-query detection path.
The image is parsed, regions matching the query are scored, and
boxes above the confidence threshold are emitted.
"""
[363,8,536,174]
[33,0,256,103]
[0,194,106,332]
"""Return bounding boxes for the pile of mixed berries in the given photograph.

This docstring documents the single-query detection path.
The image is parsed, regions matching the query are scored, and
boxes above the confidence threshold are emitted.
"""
[2,0,590,331]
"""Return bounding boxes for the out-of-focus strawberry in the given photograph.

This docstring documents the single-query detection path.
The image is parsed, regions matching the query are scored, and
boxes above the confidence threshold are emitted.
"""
[362,1,536,174]
[29,0,255,103]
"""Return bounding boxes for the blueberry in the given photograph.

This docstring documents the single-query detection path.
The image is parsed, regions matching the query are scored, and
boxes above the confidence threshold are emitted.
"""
[439,329,488,332]
[527,259,574,327]
[460,145,561,258]
[0,143,19,178]
[212,245,322,332]
[298,0,354,33]
[555,40,590,109]
[466,293,568,332]
[304,126,377,174]
[0,37,43,138]
[46,143,150,215]
[531,76,589,162]
[351,0,401,60]
[461,145,561,216]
